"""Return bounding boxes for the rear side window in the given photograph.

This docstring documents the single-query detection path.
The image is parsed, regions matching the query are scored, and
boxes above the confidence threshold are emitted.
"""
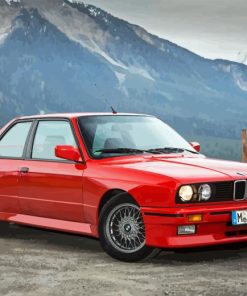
[32,120,77,160]
[0,122,32,158]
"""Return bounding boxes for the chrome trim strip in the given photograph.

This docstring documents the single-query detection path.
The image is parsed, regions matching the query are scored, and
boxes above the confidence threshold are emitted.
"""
[233,180,246,201]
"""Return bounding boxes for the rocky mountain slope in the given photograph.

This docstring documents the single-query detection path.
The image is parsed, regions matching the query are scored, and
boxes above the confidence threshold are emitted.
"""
[0,0,247,138]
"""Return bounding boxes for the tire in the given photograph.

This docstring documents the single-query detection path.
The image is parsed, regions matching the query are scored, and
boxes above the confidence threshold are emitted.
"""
[0,221,10,235]
[99,193,158,262]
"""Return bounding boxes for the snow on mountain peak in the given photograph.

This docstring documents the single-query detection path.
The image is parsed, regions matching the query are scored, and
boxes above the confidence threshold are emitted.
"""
[233,69,247,92]
[88,6,101,17]
[66,0,80,4]
[0,32,8,44]
[4,0,20,5]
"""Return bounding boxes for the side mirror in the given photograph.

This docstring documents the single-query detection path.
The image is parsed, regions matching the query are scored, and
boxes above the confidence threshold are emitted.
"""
[55,145,82,162]
[190,142,201,153]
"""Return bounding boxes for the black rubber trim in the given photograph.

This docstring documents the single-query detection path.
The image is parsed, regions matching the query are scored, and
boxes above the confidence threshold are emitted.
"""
[25,119,38,159]
[210,211,231,216]
[144,212,184,217]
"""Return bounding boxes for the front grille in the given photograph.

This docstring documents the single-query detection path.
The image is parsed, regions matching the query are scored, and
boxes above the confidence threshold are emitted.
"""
[214,180,247,201]
[234,180,246,200]
[214,182,234,201]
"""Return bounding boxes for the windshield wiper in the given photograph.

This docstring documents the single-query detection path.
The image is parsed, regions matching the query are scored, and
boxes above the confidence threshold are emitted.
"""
[147,147,199,154]
[95,148,161,154]
[96,147,199,155]
[95,148,145,154]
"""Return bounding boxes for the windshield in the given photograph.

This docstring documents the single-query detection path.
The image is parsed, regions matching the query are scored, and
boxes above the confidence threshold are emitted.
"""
[78,115,196,158]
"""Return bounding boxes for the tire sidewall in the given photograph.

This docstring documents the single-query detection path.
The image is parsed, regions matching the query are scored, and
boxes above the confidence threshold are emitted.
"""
[99,193,154,262]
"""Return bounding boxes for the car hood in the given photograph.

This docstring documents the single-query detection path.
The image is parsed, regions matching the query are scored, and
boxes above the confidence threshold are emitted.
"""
[117,155,247,182]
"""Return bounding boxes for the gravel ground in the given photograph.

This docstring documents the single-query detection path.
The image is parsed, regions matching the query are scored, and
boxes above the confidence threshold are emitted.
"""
[0,223,247,296]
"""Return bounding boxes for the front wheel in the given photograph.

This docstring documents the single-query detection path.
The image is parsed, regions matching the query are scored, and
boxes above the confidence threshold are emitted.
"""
[99,194,158,262]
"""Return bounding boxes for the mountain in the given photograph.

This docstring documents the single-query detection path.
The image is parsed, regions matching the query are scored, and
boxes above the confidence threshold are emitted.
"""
[0,0,247,140]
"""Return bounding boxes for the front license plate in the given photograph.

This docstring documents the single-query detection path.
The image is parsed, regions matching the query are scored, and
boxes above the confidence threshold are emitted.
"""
[232,210,247,225]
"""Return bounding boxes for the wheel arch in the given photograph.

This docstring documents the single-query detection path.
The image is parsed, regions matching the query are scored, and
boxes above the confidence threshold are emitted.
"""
[98,189,138,217]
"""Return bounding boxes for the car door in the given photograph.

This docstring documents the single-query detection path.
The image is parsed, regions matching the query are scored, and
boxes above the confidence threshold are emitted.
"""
[0,121,33,215]
[18,119,86,222]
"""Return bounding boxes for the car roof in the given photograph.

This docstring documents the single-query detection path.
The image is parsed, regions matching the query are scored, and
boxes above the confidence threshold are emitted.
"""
[16,112,152,120]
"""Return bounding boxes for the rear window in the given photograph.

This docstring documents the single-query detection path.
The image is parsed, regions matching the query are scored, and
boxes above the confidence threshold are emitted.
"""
[0,122,32,158]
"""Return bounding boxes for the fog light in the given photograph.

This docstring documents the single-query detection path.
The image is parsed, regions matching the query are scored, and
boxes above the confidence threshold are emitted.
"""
[188,214,203,222]
[178,225,196,235]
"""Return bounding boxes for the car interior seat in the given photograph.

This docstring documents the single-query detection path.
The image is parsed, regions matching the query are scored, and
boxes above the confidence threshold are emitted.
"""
[42,135,66,159]
[103,138,125,150]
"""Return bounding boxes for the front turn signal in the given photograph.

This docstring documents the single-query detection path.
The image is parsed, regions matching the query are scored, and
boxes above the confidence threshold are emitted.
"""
[187,214,203,222]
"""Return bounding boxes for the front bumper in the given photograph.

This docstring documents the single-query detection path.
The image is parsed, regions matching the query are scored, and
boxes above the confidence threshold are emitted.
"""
[141,203,247,249]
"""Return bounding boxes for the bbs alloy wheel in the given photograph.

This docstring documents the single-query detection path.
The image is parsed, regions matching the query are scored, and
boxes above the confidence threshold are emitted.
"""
[106,203,145,253]
[99,194,158,262]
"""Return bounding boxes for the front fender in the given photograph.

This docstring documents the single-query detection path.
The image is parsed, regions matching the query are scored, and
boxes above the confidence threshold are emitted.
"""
[128,180,178,208]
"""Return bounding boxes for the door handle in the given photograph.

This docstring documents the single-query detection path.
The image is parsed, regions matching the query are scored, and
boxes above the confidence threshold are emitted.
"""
[20,167,29,173]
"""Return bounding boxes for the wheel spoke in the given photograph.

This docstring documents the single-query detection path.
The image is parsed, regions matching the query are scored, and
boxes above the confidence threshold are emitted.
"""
[106,203,146,253]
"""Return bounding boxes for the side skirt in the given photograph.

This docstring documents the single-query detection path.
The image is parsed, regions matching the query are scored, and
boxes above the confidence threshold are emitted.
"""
[0,212,98,237]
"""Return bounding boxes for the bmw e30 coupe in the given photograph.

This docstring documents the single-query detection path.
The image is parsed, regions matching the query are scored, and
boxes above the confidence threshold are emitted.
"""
[1,113,247,261]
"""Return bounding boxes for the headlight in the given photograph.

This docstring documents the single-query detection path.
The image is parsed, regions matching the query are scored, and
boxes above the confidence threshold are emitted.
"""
[179,185,194,202]
[198,184,212,201]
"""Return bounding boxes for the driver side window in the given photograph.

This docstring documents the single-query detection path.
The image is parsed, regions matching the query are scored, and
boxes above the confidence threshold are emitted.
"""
[32,120,77,160]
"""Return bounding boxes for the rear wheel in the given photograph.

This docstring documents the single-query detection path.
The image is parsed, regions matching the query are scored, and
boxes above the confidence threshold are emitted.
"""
[99,194,158,262]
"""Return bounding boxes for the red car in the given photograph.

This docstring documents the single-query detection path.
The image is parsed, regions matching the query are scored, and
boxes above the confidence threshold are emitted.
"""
[0,113,247,261]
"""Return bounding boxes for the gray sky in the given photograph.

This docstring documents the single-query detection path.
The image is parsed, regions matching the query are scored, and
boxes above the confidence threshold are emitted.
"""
[86,0,247,63]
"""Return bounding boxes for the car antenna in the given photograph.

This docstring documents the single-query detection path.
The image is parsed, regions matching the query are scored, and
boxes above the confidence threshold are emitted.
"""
[111,106,117,114]
[93,83,118,114]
